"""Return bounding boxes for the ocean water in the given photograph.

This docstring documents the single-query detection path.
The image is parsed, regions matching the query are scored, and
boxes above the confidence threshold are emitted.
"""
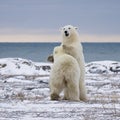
[0,43,120,63]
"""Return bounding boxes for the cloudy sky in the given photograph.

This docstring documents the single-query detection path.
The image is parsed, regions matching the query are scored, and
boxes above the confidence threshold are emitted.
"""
[0,0,120,42]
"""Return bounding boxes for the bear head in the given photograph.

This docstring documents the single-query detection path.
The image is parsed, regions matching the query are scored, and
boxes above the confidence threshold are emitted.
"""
[61,25,78,39]
[47,46,64,63]
[53,46,64,61]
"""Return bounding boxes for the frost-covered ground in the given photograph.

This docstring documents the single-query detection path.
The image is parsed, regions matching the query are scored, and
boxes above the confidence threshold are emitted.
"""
[0,58,120,120]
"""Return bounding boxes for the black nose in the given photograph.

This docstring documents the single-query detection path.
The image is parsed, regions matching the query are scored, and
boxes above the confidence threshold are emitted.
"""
[64,31,67,34]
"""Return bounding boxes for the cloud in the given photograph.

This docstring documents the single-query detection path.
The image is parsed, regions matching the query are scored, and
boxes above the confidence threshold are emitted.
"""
[80,34,120,42]
[0,34,60,42]
[0,34,120,42]
[0,28,58,34]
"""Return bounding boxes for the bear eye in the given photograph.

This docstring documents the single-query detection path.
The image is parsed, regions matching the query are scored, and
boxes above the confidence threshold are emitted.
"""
[63,28,65,30]
[68,27,71,29]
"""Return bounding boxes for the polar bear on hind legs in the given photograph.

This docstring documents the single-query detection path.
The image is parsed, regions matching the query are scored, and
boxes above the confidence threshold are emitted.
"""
[49,46,80,101]
[61,25,87,101]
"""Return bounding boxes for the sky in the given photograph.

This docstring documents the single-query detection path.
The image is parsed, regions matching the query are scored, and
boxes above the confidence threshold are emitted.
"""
[0,0,120,42]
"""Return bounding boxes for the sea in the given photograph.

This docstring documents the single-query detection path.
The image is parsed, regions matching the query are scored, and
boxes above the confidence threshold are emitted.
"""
[0,42,120,63]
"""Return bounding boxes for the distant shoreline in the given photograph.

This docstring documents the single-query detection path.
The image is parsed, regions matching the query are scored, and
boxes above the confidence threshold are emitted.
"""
[0,42,120,43]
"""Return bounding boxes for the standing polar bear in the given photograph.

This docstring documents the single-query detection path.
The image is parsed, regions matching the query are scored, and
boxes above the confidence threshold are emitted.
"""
[61,25,87,101]
[49,46,80,101]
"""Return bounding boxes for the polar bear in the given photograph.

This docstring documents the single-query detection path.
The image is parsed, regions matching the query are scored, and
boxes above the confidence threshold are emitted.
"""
[49,46,80,101]
[61,25,87,101]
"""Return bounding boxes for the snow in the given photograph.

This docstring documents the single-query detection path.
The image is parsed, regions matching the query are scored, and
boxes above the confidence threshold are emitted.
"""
[0,58,120,120]
[0,58,51,75]
[86,60,120,74]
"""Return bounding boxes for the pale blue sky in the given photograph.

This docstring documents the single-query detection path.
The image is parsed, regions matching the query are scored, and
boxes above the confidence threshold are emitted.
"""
[0,0,120,42]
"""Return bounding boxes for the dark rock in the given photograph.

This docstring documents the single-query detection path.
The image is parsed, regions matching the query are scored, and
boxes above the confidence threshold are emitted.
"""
[112,62,118,65]
[15,63,21,69]
[35,66,41,70]
[88,64,107,74]
[22,61,32,66]
[39,80,48,84]
[25,87,35,90]
[0,64,7,68]
[42,66,51,71]
[109,66,120,73]
[3,80,7,83]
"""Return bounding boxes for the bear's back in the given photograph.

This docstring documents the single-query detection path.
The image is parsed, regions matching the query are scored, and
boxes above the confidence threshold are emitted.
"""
[53,54,80,75]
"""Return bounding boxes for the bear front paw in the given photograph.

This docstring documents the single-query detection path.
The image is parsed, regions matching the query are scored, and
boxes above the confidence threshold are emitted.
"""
[47,55,54,63]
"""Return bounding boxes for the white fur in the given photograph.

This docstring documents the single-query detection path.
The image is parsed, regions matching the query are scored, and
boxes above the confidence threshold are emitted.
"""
[49,46,80,101]
[61,25,87,101]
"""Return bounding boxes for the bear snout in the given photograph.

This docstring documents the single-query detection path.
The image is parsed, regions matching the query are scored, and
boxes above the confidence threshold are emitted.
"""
[64,31,69,36]
[64,31,68,34]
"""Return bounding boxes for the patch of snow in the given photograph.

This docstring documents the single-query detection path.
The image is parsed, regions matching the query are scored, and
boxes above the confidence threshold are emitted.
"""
[86,60,120,74]
[0,58,120,120]
[0,58,52,76]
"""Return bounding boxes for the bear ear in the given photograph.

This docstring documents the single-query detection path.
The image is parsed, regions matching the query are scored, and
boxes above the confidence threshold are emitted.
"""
[74,27,78,30]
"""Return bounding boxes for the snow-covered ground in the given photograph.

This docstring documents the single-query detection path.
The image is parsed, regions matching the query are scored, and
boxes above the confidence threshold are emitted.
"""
[0,58,120,120]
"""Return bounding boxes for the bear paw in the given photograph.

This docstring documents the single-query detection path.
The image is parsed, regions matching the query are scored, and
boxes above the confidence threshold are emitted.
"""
[50,93,60,100]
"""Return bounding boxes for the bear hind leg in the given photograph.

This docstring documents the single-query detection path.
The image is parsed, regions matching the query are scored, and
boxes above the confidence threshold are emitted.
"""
[50,81,64,101]
[79,78,87,101]
[63,79,80,101]
[51,93,60,100]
